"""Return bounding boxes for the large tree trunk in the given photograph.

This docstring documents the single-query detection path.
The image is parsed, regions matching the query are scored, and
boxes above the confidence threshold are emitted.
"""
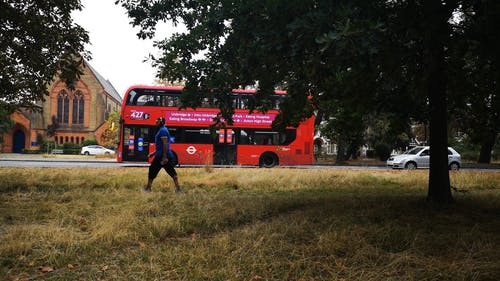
[347,143,359,160]
[427,80,453,203]
[424,0,453,204]
[336,135,348,162]
[478,134,495,163]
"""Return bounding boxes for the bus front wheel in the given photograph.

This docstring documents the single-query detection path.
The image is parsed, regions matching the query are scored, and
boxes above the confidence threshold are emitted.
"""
[260,152,278,168]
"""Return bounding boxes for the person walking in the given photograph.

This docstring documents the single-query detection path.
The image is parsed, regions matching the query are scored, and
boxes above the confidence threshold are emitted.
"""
[143,117,182,193]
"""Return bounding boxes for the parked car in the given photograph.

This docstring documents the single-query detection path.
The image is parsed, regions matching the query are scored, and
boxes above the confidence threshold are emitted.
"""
[387,146,461,170]
[80,145,115,156]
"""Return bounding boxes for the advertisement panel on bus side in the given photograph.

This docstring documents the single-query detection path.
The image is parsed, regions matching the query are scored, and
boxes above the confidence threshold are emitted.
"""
[164,111,277,126]
[123,107,279,127]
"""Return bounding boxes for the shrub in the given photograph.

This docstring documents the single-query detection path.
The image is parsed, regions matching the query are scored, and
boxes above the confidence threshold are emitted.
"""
[82,139,98,146]
[22,149,41,154]
[40,140,58,153]
[366,149,375,159]
[63,142,80,149]
[57,143,80,155]
[375,143,391,161]
[63,149,81,155]
[459,150,479,162]
[493,149,500,161]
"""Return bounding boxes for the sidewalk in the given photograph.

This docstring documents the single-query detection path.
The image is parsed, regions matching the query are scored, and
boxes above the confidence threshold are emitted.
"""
[315,156,500,169]
[0,153,116,162]
[315,157,386,167]
[1,153,498,169]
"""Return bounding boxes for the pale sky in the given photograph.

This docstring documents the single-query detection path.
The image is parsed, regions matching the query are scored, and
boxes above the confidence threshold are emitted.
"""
[72,0,183,97]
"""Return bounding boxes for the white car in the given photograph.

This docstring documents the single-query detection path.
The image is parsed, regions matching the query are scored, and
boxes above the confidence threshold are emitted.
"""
[387,146,461,170]
[80,145,115,156]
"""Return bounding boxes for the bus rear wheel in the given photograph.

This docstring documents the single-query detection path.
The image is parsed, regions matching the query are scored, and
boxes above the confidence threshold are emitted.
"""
[260,152,278,168]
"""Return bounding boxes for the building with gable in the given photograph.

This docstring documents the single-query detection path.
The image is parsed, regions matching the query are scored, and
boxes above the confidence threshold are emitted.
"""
[1,60,122,153]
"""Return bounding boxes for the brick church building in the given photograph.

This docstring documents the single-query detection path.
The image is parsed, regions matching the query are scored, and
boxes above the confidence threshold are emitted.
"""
[1,60,122,153]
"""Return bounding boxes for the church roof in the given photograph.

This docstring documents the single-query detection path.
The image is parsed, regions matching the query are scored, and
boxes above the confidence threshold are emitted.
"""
[84,60,122,103]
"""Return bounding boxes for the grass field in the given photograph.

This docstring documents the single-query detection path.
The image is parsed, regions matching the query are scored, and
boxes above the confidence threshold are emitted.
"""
[1,167,499,280]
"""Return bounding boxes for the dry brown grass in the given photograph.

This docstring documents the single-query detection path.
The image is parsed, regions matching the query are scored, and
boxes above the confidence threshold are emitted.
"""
[1,167,499,280]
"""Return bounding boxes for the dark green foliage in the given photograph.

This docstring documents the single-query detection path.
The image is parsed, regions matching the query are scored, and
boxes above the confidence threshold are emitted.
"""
[374,143,391,161]
[82,139,98,146]
[62,142,80,155]
[116,0,500,203]
[447,0,500,163]
[366,149,375,159]
[0,0,90,111]
[0,103,15,144]
[62,142,80,149]
[40,139,57,153]
[46,115,58,138]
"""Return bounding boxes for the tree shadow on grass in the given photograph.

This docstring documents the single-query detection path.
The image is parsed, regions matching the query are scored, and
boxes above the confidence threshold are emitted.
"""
[164,189,500,245]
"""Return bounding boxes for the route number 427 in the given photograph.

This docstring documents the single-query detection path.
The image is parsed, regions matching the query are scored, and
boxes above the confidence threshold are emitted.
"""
[130,110,149,120]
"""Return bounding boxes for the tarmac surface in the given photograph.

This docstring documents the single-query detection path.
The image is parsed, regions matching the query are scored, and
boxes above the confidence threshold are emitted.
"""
[0,153,499,171]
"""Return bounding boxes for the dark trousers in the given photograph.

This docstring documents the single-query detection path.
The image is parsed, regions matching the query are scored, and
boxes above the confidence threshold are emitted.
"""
[148,155,177,180]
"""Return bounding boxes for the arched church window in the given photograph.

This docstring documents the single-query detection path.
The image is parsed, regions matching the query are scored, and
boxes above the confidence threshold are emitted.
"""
[57,90,70,124]
[72,91,85,124]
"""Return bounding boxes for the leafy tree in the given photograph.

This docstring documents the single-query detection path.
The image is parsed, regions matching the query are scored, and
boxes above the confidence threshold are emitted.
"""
[40,139,57,153]
[448,0,500,163]
[364,113,412,155]
[0,103,15,144]
[100,110,120,149]
[46,115,58,139]
[117,0,491,204]
[0,0,90,111]
[82,139,98,146]
[318,98,365,162]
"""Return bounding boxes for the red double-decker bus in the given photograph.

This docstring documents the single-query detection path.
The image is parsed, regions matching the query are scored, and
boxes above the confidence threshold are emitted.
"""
[116,85,314,167]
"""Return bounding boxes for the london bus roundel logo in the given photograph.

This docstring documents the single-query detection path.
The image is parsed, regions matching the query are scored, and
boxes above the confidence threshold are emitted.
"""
[186,146,197,155]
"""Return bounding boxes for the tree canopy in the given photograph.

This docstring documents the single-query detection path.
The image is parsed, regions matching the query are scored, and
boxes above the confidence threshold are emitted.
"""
[448,1,500,163]
[100,110,120,149]
[117,0,498,203]
[0,0,90,112]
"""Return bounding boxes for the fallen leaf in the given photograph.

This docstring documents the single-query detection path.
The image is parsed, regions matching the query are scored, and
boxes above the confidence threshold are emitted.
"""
[39,265,54,273]
[100,265,109,271]
[139,242,146,249]
[17,255,26,262]
[28,261,35,267]
[67,263,78,269]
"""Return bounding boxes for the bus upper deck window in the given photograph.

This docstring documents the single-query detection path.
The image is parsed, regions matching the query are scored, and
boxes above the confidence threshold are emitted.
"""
[144,100,158,106]
[167,96,179,107]
[136,95,156,106]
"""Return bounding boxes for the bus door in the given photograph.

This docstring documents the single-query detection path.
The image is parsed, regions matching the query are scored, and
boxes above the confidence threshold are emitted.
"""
[122,125,154,162]
[213,128,236,165]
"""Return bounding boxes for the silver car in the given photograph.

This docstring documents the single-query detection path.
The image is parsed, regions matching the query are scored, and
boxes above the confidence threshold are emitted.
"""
[80,145,115,156]
[387,146,461,170]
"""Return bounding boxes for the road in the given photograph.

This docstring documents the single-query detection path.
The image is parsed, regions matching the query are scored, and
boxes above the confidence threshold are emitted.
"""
[0,154,144,168]
[0,154,499,172]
